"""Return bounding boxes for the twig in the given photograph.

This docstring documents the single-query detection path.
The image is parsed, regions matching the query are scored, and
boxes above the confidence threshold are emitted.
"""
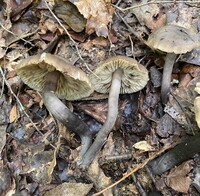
[113,1,195,11]
[0,22,35,47]
[7,29,39,47]
[44,0,97,76]
[93,141,179,196]
[0,67,56,149]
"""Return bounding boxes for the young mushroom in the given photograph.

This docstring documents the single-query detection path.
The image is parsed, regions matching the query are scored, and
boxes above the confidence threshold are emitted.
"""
[147,24,200,104]
[16,53,94,157]
[79,56,149,168]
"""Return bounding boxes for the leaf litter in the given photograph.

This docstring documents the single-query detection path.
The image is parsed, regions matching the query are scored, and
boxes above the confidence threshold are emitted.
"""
[0,0,200,195]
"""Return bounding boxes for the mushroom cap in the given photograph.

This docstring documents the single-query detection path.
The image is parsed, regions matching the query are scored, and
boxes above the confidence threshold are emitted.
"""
[16,53,94,100]
[89,56,149,94]
[147,24,200,54]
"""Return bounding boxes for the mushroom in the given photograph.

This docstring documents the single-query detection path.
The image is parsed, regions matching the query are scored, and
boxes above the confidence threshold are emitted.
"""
[79,56,149,168]
[147,24,200,104]
[16,53,94,157]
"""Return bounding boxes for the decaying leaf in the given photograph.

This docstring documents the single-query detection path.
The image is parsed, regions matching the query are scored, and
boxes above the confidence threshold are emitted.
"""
[44,182,93,196]
[54,0,86,32]
[74,0,115,37]
[164,77,200,132]
[0,160,14,195]
[9,104,18,123]
[166,161,192,193]
[194,83,200,128]
[133,141,155,152]
[0,125,6,154]
[30,150,57,184]
[131,0,166,31]
[194,98,200,128]
[0,47,6,59]
[181,48,200,66]
[10,141,59,184]
[88,156,113,196]
[195,82,200,94]
[192,167,200,192]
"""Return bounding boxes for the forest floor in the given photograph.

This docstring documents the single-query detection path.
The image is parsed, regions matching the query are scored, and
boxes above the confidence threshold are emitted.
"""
[0,0,200,195]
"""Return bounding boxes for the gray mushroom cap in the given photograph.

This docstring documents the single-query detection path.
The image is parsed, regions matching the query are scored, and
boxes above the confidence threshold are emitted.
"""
[89,56,149,94]
[16,53,94,100]
[147,24,200,54]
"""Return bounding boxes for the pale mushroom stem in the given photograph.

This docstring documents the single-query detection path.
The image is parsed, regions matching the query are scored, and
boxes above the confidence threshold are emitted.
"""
[42,71,93,157]
[161,53,177,104]
[79,68,123,169]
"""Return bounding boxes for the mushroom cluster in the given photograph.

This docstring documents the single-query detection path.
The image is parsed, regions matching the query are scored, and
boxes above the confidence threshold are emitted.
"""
[16,53,94,157]
[79,56,149,168]
[147,24,200,104]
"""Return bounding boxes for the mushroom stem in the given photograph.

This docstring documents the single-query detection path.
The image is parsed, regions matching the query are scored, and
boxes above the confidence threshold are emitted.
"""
[42,71,93,157]
[79,68,123,168]
[161,53,177,104]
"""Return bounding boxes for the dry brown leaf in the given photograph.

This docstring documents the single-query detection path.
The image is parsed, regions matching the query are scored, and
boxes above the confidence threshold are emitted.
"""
[0,125,7,154]
[194,97,200,128]
[133,141,155,152]
[131,0,166,31]
[44,182,93,196]
[88,156,113,196]
[54,0,86,32]
[195,82,200,94]
[9,105,18,123]
[74,0,115,37]
[166,161,192,193]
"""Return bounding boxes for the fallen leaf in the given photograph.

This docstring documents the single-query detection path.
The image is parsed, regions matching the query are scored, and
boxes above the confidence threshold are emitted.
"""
[192,167,200,192]
[87,156,113,195]
[0,161,14,195]
[9,105,18,123]
[44,182,93,196]
[133,141,155,152]
[74,0,115,37]
[164,77,200,133]
[194,96,200,128]
[166,161,192,193]
[181,48,200,66]
[181,64,200,78]
[54,0,86,32]
[194,82,200,94]
[0,48,6,59]
[131,0,166,31]
[0,125,7,154]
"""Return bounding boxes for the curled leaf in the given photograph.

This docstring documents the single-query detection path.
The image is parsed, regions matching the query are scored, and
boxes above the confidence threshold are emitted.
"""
[74,0,115,37]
